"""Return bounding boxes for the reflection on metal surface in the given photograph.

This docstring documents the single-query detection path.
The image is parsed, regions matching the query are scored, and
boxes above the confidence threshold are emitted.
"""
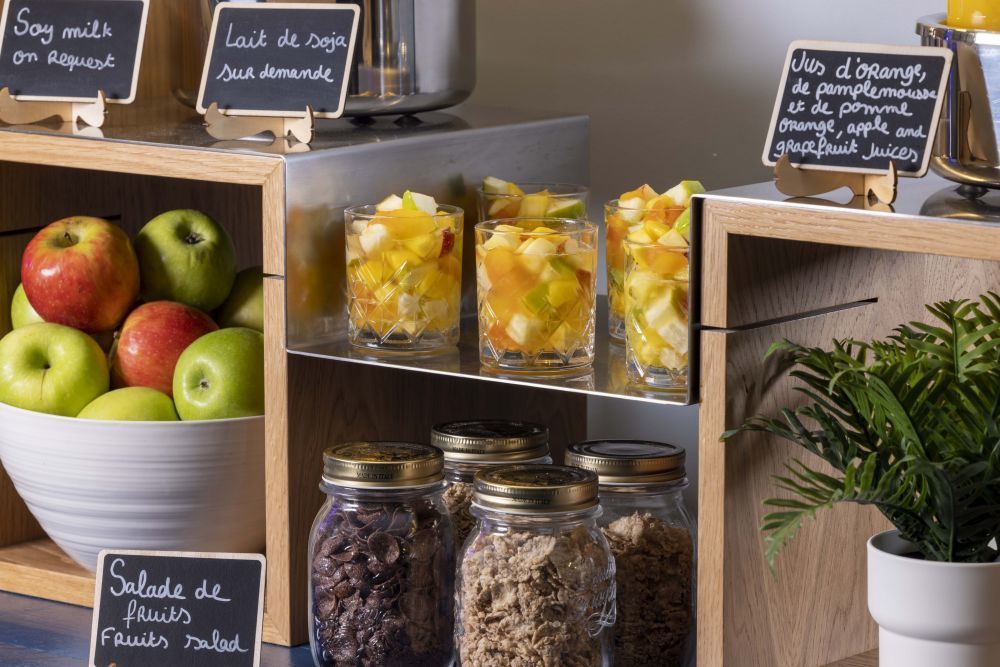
[283,108,590,347]
[210,138,311,155]
[179,0,476,117]
[919,15,1000,188]
[783,194,895,214]
[919,183,1000,221]
[289,300,689,406]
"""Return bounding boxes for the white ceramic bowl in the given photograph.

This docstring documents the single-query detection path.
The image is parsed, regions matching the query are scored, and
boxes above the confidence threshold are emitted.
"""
[0,402,265,571]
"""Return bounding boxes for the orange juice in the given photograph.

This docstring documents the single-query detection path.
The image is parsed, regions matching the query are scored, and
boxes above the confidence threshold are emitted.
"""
[949,0,1000,30]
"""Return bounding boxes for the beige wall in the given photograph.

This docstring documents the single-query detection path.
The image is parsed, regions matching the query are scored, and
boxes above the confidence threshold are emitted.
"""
[468,0,943,507]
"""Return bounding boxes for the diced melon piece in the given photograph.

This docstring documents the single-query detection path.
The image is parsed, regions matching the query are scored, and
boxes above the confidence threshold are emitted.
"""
[665,180,706,208]
[673,209,691,240]
[401,190,439,215]
[483,247,518,284]
[519,193,551,218]
[657,229,688,248]
[547,198,586,220]
[359,223,392,255]
[516,237,558,256]
[376,194,404,212]
[547,280,579,308]
[506,313,540,347]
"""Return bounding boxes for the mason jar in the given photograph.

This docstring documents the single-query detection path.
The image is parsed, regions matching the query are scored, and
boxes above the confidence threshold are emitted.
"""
[566,440,695,667]
[309,442,455,667]
[456,464,616,666]
[431,419,552,547]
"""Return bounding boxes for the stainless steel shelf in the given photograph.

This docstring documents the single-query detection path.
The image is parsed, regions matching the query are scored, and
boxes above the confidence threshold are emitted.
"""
[288,298,689,406]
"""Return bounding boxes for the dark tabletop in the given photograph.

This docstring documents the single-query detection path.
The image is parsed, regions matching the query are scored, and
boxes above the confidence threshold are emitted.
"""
[0,591,314,666]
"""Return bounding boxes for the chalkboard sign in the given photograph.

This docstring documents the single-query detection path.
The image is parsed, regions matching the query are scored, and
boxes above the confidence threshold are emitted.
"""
[89,550,266,667]
[763,41,953,176]
[0,0,149,103]
[196,3,359,119]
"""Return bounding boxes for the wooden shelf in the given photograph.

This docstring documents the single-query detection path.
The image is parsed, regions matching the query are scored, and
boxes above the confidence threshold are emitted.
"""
[825,649,878,667]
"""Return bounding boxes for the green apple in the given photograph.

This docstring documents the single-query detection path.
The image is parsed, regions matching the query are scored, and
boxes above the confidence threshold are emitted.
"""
[10,283,44,329]
[78,387,178,421]
[664,180,706,208]
[173,327,264,420]
[135,210,236,312]
[546,198,586,220]
[0,322,109,416]
[216,267,263,331]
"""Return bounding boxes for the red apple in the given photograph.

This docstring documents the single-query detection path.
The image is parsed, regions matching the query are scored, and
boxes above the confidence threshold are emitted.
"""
[21,217,139,333]
[112,301,218,395]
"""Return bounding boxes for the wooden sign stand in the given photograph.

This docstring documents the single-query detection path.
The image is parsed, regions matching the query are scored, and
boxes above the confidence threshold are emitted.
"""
[0,88,106,128]
[774,154,899,205]
[204,103,314,144]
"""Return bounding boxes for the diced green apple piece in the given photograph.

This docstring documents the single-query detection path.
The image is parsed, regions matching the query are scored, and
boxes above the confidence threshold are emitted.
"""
[360,223,392,254]
[517,237,558,256]
[402,190,439,215]
[617,196,646,223]
[673,209,691,240]
[546,198,586,220]
[665,180,706,208]
[522,284,550,314]
[506,313,539,346]
[483,176,512,195]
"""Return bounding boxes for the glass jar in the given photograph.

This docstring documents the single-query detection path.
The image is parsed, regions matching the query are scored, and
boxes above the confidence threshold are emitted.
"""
[476,218,598,374]
[432,419,552,547]
[566,440,695,667]
[309,442,455,667]
[345,203,464,354]
[456,464,616,666]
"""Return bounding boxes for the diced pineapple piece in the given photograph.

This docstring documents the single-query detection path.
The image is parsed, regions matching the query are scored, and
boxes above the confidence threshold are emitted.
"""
[404,232,444,259]
[384,248,424,274]
[643,218,670,240]
[547,280,579,308]
[357,260,386,291]
[379,210,438,239]
[627,228,654,245]
[484,229,519,251]
[360,223,392,255]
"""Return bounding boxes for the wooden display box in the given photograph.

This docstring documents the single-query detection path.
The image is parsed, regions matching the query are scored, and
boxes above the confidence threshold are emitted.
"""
[0,104,592,646]
[695,177,1000,666]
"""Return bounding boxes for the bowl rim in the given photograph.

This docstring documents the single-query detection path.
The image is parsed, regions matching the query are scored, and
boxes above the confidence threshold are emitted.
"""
[0,400,265,427]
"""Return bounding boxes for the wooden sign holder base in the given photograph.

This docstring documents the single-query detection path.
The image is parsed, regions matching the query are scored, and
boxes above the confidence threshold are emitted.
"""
[773,153,899,205]
[204,103,314,143]
[0,88,106,128]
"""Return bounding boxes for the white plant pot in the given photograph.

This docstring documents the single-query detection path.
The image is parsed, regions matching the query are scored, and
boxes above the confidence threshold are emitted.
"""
[0,401,265,571]
[868,530,1000,667]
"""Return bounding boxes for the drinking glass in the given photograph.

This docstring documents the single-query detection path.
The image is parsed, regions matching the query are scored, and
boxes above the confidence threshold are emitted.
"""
[476,182,589,222]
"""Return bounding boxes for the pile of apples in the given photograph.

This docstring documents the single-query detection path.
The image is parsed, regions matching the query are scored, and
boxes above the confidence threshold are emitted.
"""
[0,211,265,422]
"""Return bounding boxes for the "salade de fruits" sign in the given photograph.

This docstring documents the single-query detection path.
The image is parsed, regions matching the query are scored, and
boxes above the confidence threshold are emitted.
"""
[197,3,359,119]
[89,550,265,667]
[763,41,952,176]
[0,0,148,103]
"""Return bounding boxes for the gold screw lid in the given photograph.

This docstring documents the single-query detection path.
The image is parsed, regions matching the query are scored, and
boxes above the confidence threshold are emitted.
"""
[565,440,686,485]
[322,442,444,489]
[473,464,598,513]
[431,420,549,462]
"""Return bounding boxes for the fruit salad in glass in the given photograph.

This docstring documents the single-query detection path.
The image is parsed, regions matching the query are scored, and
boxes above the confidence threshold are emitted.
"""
[345,192,463,353]
[605,180,703,340]
[476,218,597,373]
[477,177,589,222]
[624,237,690,391]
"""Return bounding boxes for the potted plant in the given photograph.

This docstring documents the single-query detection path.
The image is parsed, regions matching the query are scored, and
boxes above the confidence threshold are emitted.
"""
[727,295,1000,667]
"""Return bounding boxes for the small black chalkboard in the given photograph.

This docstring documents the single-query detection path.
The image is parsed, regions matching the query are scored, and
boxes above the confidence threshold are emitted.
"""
[0,0,148,103]
[89,550,266,667]
[197,3,360,119]
[763,41,953,176]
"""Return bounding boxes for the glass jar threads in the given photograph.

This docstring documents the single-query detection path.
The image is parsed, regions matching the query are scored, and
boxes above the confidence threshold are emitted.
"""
[456,464,616,666]
[566,440,695,667]
[309,442,455,667]
[432,419,552,546]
